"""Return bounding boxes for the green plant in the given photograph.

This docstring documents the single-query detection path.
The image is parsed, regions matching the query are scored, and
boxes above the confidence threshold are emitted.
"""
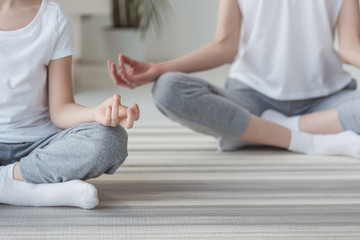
[111,0,169,34]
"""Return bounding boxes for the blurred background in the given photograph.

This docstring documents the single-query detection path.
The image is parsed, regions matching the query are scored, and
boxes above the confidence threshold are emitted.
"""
[55,0,360,124]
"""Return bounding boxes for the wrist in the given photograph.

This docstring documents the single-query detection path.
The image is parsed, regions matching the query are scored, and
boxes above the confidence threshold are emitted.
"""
[156,62,171,76]
[89,106,97,122]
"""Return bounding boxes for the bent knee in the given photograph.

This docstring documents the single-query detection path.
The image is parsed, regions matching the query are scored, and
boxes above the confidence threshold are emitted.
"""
[152,72,190,106]
[87,123,128,173]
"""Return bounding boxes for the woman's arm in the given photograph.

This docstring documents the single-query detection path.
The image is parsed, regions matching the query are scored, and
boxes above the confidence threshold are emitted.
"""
[337,0,360,68]
[157,0,242,73]
[48,56,140,129]
[108,0,242,88]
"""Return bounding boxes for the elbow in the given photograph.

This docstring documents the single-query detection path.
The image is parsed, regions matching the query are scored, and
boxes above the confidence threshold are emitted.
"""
[226,47,238,64]
[49,108,66,129]
[213,36,239,64]
[49,114,64,129]
[339,47,352,65]
[218,40,239,64]
[338,41,360,65]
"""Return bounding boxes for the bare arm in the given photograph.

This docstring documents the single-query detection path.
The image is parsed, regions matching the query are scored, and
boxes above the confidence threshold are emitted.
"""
[108,0,242,88]
[338,0,360,68]
[158,0,242,73]
[48,56,139,129]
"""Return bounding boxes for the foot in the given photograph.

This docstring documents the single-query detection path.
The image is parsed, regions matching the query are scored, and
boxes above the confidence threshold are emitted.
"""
[0,164,99,209]
[261,109,299,130]
[289,130,360,158]
[0,177,99,209]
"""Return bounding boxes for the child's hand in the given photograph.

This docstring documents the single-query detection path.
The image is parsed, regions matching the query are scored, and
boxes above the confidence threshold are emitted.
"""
[93,94,140,129]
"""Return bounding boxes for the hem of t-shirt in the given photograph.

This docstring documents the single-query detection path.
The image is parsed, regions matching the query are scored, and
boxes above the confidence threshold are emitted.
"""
[0,129,61,144]
[50,48,74,60]
[229,75,353,101]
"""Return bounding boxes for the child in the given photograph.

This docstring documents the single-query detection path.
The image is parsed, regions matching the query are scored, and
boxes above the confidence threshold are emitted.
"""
[0,0,140,209]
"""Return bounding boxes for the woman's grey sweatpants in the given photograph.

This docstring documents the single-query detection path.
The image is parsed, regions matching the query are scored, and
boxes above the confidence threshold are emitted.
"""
[152,72,360,149]
[0,123,128,184]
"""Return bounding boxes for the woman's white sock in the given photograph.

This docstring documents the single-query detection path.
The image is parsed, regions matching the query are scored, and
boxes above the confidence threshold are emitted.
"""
[0,163,15,178]
[261,109,300,130]
[289,130,360,158]
[0,164,99,209]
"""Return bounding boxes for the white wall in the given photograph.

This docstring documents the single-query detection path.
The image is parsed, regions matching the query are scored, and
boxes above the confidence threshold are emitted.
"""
[80,0,360,83]
[145,0,218,61]
[81,0,218,62]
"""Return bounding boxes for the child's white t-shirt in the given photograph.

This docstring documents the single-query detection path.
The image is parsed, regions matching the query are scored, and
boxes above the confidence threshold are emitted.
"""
[230,0,352,100]
[0,0,74,143]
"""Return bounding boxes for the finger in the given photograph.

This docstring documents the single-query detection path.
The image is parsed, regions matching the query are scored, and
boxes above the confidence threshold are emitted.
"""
[108,62,121,83]
[118,56,137,88]
[125,108,135,129]
[109,62,135,89]
[119,54,137,66]
[118,106,128,120]
[118,56,135,87]
[104,106,112,126]
[132,103,140,121]
[111,95,120,127]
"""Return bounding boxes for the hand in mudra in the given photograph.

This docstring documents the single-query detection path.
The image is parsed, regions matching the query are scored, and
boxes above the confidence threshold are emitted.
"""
[108,54,162,89]
[94,94,140,129]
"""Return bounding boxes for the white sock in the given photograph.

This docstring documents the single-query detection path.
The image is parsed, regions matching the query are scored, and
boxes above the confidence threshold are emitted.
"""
[0,178,99,209]
[289,130,360,158]
[0,163,15,178]
[261,109,300,131]
[0,164,99,209]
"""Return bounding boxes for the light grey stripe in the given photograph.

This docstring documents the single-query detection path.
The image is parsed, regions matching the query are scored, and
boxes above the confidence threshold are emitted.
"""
[1,125,360,239]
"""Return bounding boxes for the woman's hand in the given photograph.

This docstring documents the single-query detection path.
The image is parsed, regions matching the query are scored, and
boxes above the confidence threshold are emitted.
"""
[108,54,162,89]
[93,94,140,129]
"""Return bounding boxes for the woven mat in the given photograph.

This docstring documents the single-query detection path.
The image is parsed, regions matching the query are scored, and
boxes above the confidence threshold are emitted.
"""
[1,125,360,239]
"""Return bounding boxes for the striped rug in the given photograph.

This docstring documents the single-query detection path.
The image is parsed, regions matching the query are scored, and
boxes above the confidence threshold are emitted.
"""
[1,124,360,239]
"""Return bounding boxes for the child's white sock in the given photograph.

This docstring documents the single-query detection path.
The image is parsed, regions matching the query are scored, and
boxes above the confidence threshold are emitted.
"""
[289,130,360,158]
[261,109,300,130]
[0,164,99,209]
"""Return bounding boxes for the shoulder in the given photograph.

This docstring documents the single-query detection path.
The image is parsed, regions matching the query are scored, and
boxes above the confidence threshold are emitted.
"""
[43,1,71,24]
[43,0,72,33]
[45,0,66,15]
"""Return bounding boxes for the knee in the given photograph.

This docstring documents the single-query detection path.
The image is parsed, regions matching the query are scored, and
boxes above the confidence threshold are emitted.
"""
[86,123,128,175]
[152,72,190,110]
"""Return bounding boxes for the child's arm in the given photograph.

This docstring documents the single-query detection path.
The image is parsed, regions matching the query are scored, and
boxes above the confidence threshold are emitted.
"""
[48,56,140,129]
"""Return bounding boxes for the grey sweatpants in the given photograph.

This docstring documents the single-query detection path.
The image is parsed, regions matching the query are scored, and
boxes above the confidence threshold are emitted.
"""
[0,123,128,184]
[152,72,360,147]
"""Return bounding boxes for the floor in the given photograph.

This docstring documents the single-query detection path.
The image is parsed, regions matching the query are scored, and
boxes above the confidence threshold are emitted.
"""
[1,125,360,239]
[1,65,360,239]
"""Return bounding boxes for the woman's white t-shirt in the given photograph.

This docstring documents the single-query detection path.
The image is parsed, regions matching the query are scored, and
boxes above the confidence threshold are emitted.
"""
[230,0,352,100]
[0,0,74,143]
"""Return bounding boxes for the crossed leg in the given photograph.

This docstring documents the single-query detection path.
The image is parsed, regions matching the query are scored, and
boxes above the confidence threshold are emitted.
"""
[0,123,128,209]
[152,73,360,157]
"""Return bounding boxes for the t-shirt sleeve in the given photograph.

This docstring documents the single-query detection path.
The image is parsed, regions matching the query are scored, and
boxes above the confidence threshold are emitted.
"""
[50,6,75,60]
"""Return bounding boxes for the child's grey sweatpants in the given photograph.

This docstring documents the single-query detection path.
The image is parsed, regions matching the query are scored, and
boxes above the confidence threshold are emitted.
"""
[0,122,128,184]
[152,72,360,148]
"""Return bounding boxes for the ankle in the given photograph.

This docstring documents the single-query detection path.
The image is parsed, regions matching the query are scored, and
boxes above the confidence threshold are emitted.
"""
[13,163,24,181]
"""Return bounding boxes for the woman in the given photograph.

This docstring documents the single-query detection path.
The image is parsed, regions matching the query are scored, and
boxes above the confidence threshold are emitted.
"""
[108,0,360,157]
